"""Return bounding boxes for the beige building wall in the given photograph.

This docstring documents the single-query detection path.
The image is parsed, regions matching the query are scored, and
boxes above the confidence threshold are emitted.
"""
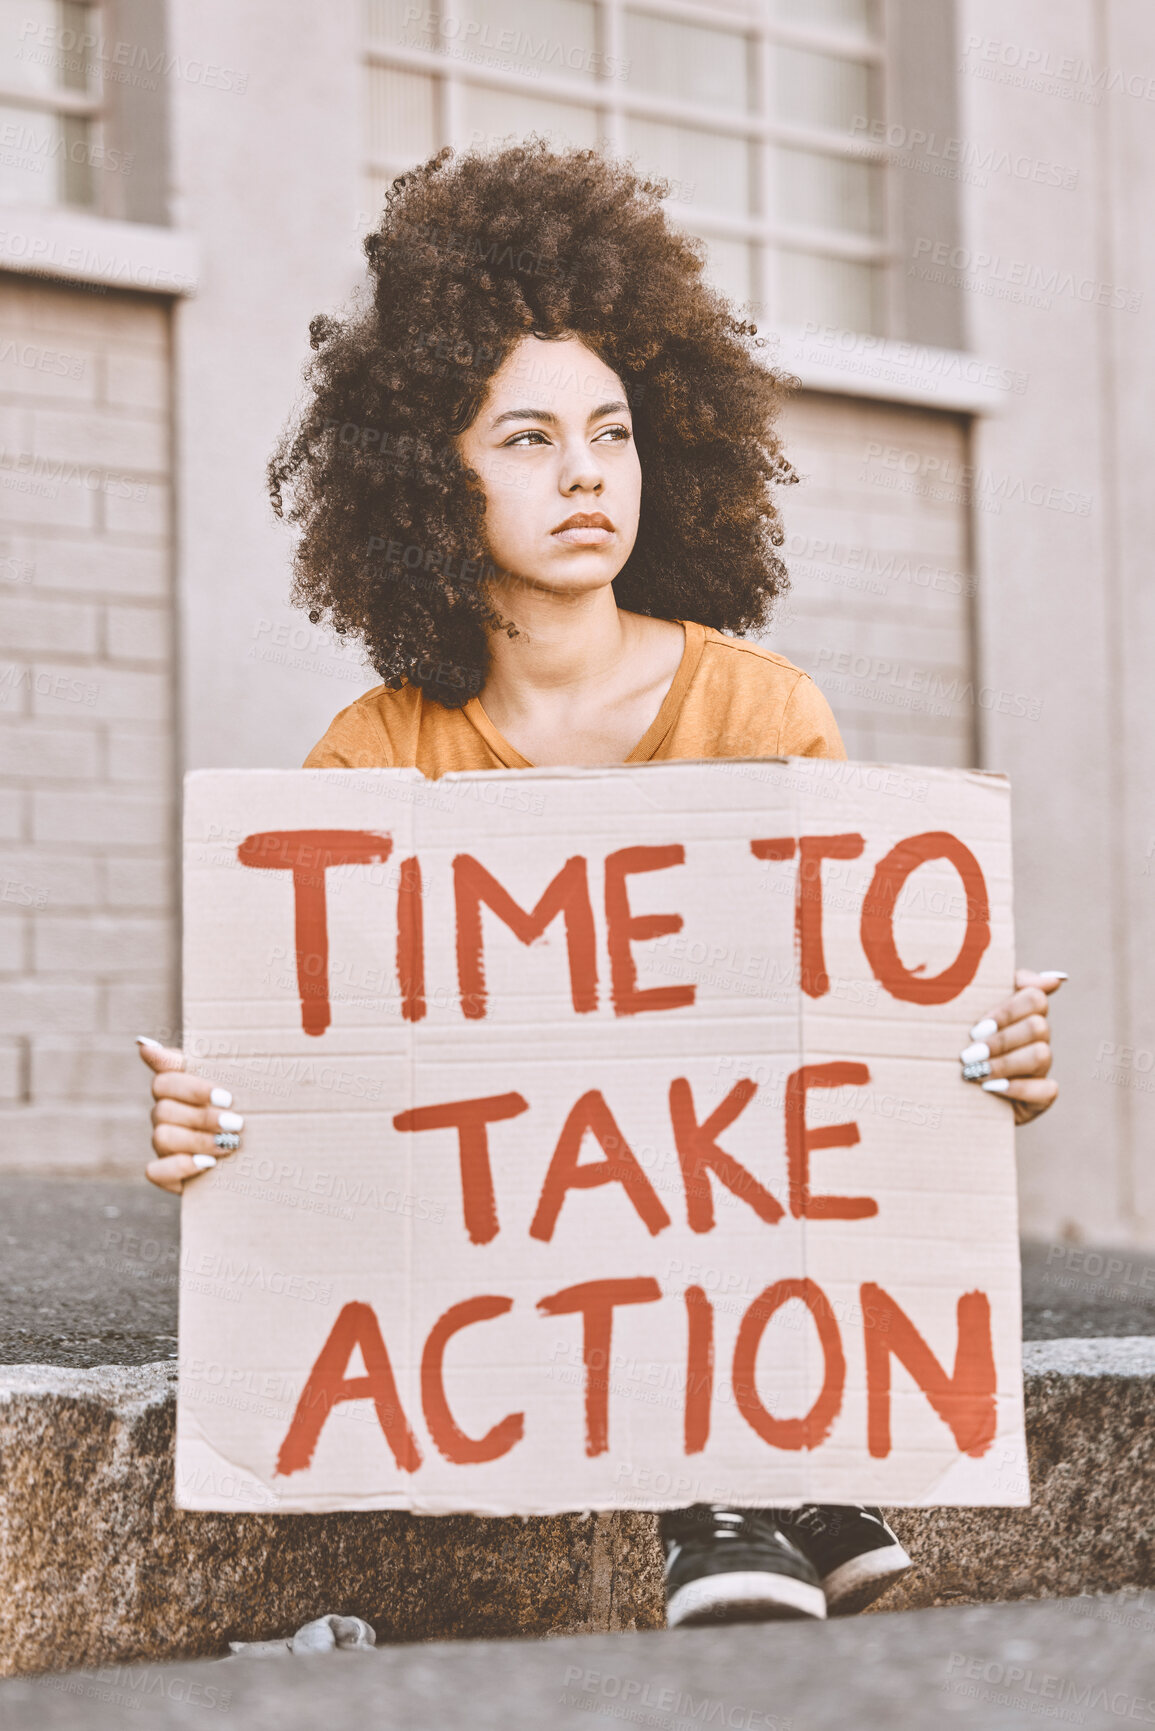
[772,393,974,772]
[0,0,367,1177]
[167,0,370,776]
[955,0,1155,1245]
[0,279,176,1168]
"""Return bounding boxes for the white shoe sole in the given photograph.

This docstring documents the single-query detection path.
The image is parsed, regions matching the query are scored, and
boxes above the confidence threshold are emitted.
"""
[667,1570,827,1629]
[822,1543,912,1616]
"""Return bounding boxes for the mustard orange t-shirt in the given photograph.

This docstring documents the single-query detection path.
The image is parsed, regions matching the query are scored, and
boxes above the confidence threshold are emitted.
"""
[303,620,845,773]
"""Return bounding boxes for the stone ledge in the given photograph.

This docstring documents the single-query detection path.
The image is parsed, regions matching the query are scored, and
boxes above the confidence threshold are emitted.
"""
[0,206,199,295]
[4,1592,1155,1731]
[882,1337,1155,1612]
[1,1340,1152,1677]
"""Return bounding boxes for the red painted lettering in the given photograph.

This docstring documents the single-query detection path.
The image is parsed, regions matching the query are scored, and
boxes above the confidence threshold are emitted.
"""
[786,1062,878,1221]
[750,839,796,866]
[530,1090,672,1242]
[860,831,990,1004]
[862,1284,997,1458]
[453,853,597,1020]
[604,845,695,1015]
[751,834,865,997]
[684,1284,713,1455]
[237,830,393,1036]
[669,1076,783,1231]
[537,1277,662,1455]
[420,1295,523,1465]
[397,855,425,1021]
[732,1279,846,1450]
[797,834,865,995]
[393,1092,529,1245]
[275,1300,421,1476]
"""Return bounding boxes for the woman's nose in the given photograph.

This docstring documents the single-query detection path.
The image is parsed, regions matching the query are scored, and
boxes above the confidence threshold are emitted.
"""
[560,449,605,494]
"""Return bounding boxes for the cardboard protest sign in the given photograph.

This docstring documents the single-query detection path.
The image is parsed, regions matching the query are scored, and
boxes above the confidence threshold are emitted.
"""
[176,758,1026,1515]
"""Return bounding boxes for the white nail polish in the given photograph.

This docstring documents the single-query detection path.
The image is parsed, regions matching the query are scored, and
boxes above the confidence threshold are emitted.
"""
[192,1153,217,1170]
[959,1041,990,1065]
[136,1035,162,1048]
[217,1110,244,1132]
[969,1017,998,1041]
[1038,971,1069,981]
[981,1079,1010,1094]
[210,1088,233,1108]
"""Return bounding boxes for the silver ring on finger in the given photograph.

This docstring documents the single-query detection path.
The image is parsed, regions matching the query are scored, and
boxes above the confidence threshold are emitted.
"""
[213,1131,241,1152]
[962,1059,992,1081]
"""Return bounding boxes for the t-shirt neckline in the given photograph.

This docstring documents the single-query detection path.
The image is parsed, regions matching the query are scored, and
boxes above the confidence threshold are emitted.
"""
[463,619,706,770]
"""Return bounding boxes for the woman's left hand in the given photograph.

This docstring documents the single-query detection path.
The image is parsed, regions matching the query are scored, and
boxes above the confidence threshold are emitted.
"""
[959,968,1066,1126]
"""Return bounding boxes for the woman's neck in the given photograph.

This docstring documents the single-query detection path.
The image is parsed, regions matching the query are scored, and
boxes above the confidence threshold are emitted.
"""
[482,581,629,707]
[476,580,685,767]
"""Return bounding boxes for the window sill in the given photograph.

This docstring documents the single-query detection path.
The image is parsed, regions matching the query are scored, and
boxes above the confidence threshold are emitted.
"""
[0,207,198,296]
[769,324,1020,416]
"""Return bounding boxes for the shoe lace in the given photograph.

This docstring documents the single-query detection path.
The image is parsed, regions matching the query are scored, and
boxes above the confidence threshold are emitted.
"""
[665,1505,804,1557]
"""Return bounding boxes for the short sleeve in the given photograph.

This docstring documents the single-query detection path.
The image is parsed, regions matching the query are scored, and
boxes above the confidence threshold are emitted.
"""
[302,696,393,769]
[777,673,847,762]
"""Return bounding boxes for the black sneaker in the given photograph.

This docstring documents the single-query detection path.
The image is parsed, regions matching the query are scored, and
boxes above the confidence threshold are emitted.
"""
[772,1504,911,1615]
[659,1505,827,1628]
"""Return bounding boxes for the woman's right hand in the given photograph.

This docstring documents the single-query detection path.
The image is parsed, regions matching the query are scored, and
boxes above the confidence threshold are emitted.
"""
[137,1036,244,1195]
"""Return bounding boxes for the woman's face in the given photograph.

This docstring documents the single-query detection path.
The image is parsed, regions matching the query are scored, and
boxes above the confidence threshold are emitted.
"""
[456,332,641,601]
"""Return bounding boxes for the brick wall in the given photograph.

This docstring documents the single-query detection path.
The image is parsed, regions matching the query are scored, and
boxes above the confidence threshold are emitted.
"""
[769,392,975,770]
[0,277,175,1172]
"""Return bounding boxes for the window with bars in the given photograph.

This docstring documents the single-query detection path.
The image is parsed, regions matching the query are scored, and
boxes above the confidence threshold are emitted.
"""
[0,0,106,210]
[363,0,889,334]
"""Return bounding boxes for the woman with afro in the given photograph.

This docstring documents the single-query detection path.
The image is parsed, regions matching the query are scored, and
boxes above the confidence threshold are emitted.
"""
[139,141,1062,1630]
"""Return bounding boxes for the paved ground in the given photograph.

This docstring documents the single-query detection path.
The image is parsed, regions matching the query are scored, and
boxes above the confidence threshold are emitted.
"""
[1,1590,1152,1730]
[0,1177,178,1366]
[1018,1237,1155,1340]
[1,1176,1152,1367]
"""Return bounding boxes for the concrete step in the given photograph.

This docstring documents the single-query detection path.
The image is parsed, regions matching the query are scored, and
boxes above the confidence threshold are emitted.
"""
[3,1585,1154,1731]
[2,1337,1152,1678]
[2,1178,1153,1678]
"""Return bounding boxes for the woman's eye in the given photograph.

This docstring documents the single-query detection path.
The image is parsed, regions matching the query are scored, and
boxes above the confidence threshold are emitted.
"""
[500,424,631,448]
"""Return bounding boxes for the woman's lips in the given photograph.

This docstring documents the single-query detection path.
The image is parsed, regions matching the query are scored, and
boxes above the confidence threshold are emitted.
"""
[552,524,614,545]
[551,513,615,547]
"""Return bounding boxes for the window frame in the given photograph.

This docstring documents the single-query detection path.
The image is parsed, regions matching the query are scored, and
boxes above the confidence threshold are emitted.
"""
[0,0,107,213]
[363,0,894,330]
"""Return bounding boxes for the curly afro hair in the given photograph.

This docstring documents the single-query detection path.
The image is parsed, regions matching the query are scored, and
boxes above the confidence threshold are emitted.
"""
[268,138,797,708]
